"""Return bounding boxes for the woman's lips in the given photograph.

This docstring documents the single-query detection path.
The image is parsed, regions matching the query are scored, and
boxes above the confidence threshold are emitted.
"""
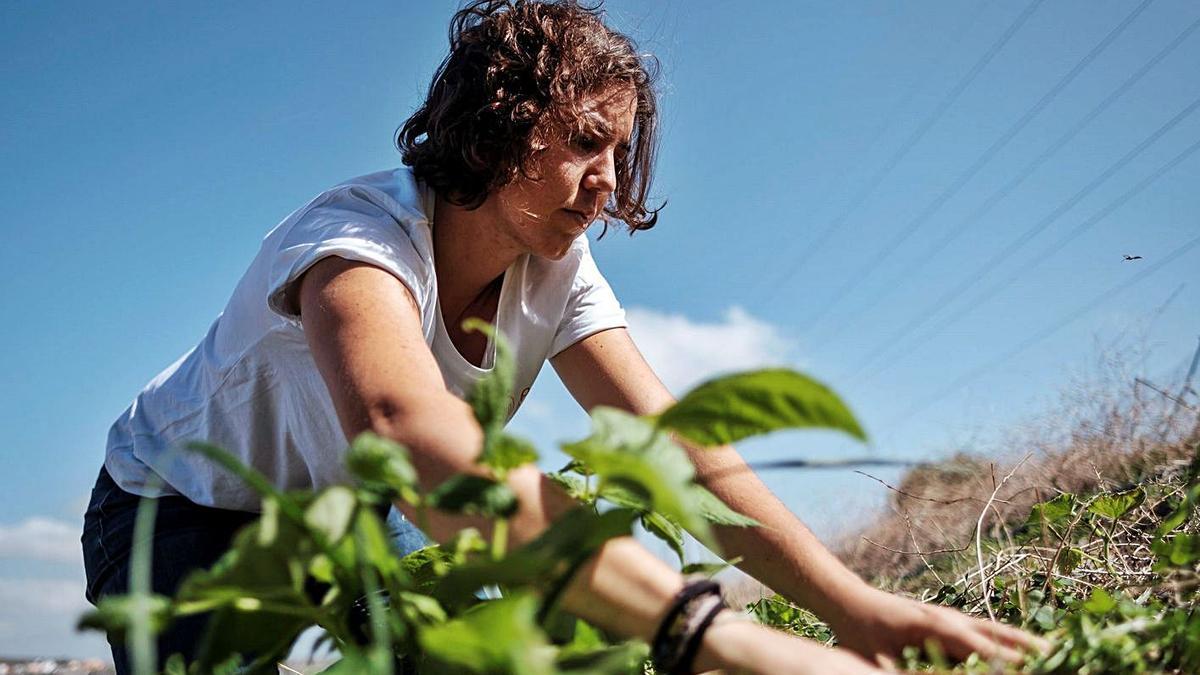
[565,209,591,226]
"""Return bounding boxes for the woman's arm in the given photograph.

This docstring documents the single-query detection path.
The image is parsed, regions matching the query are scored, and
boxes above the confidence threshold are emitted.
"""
[551,327,1042,665]
[296,257,883,674]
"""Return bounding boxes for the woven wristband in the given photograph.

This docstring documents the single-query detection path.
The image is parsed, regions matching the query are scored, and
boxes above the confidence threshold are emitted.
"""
[650,579,724,674]
[675,593,727,674]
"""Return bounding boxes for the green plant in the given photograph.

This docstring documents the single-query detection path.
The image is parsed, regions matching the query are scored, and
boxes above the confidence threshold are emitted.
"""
[78,324,866,674]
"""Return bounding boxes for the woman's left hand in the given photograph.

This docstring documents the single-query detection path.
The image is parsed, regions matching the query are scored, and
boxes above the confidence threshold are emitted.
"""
[828,587,1048,669]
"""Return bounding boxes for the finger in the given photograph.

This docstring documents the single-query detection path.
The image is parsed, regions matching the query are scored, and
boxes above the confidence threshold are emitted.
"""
[972,616,1051,653]
[953,627,1026,664]
[873,652,897,672]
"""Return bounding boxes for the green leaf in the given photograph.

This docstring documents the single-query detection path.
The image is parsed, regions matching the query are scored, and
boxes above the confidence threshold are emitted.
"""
[77,593,174,639]
[427,474,519,519]
[1157,481,1200,536]
[1088,487,1145,520]
[484,432,540,472]
[304,486,358,543]
[460,320,541,476]
[689,484,761,528]
[653,369,866,447]
[173,496,319,671]
[562,407,713,548]
[346,432,419,500]
[547,472,588,501]
[557,640,651,674]
[353,507,409,589]
[462,318,515,433]
[401,530,490,593]
[681,560,736,577]
[640,512,685,563]
[1081,588,1117,615]
[435,508,637,610]
[1153,533,1200,568]
[1057,547,1084,575]
[1025,493,1077,530]
[419,593,556,675]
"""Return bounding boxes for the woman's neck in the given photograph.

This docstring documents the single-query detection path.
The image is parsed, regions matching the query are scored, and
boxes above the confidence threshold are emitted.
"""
[432,194,522,319]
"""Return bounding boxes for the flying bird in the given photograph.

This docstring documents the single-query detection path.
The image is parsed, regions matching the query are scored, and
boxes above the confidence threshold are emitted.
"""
[1123,254,1143,261]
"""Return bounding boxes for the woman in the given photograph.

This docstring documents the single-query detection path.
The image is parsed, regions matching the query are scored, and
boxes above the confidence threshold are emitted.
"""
[82,1,1041,672]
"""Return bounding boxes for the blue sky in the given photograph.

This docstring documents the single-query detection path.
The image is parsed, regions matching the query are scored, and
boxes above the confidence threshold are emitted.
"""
[2,0,1198,660]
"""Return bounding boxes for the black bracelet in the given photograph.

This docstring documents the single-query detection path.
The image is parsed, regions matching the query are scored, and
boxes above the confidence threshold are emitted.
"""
[650,579,725,674]
[675,594,726,674]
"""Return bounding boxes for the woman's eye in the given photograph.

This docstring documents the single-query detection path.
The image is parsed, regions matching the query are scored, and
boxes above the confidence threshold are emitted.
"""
[572,134,600,153]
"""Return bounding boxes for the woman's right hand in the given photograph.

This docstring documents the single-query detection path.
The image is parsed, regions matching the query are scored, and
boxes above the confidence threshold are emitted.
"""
[695,614,888,674]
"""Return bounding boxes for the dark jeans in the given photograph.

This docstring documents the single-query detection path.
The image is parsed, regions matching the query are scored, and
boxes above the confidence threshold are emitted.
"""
[82,463,431,673]
[81,465,260,674]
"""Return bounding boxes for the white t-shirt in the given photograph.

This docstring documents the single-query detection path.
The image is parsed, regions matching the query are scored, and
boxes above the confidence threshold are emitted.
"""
[104,167,627,512]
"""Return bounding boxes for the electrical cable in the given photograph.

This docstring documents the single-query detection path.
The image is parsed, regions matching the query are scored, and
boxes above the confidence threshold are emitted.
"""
[763,0,1046,303]
[810,0,1165,344]
[879,231,1200,434]
[851,93,1200,380]
[822,13,1200,349]
[748,0,994,308]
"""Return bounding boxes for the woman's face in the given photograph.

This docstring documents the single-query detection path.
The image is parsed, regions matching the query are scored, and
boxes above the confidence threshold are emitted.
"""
[487,86,637,260]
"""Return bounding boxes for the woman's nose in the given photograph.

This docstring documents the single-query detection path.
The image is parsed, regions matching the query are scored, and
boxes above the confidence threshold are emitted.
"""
[583,150,617,194]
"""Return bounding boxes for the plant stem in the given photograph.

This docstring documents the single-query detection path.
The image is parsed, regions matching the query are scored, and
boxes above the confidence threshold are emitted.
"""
[128,484,161,675]
[492,518,509,560]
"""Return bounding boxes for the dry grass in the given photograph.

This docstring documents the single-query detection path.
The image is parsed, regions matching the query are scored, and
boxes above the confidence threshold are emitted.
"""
[834,348,1200,589]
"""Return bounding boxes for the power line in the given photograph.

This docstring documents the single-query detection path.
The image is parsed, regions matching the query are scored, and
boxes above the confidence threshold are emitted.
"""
[806,0,1156,343]
[860,132,1200,384]
[826,14,1200,350]
[815,2,1190,346]
[851,92,1200,380]
[761,0,1046,304]
[880,231,1200,434]
[748,0,993,302]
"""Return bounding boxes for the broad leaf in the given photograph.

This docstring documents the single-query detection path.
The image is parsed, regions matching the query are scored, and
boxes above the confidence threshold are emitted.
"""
[427,474,519,519]
[419,593,556,675]
[1153,533,1200,568]
[653,369,866,446]
[641,512,685,563]
[1088,487,1145,520]
[689,484,761,528]
[435,508,637,610]
[562,407,713,547]
[1057,547,1084,575]
[557,640,651,674]
[485,432,540,472]
[353,507,409,589]
[346,432,419,501]
[1157,481,1200,536]
[461,320,541,476]
[304,486,358,543]
[462,318,514,434]
[681,560,736,577]
[173,496,319,671]
[77,593,173,639]
[1025,493,1076,530]
[546,472,588,502]
[401,530,489,593]
[1081,588,1117,615]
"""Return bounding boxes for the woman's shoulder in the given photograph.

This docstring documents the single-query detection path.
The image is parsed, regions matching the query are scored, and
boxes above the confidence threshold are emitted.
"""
[324,166,433,226]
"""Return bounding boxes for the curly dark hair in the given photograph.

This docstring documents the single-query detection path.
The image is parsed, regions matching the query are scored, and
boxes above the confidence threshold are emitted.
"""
[397,0,662,233]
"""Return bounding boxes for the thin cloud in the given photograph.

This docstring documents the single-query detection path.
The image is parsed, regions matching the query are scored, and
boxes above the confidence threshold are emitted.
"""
[625,306,795,394]
[0,517,83,564]
[0,578,89,615]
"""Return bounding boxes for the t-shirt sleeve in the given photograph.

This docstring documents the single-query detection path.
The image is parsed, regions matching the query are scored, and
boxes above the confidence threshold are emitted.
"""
[266,185,431,323]
[549,239,628,357]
